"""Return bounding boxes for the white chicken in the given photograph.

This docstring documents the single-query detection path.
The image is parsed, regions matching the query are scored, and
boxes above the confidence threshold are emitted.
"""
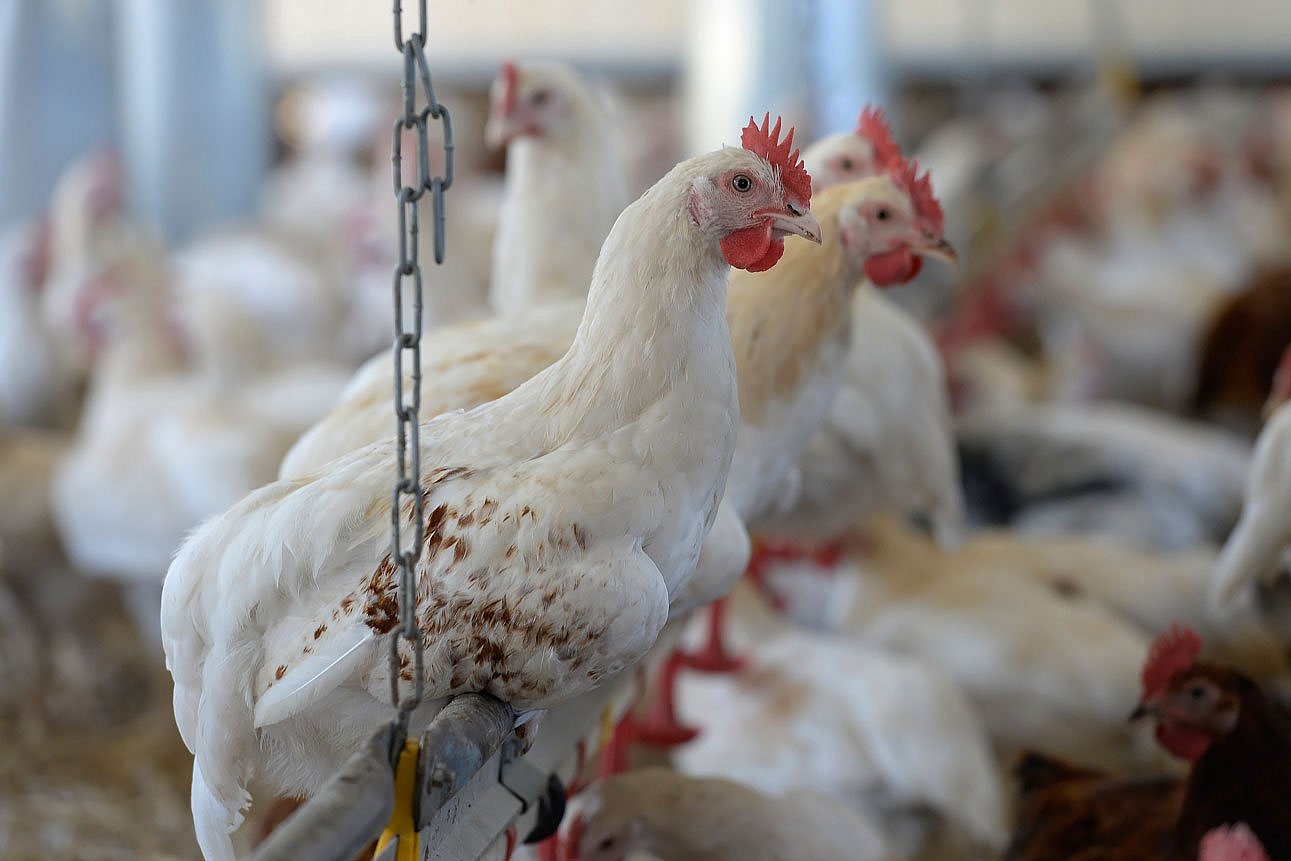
[1024,99,1276,413]
[940,531,1288,687]
[673,581,1008,856]
[259,75,382,244]
[957,401,1251,551]
[161,120,822,861]
[486,60,630,312]
[42,149,352,376]
[1210,348,1291,611]
[14,154,145,430]
[0,219,79,429]
[282,61,632,477]
[41,152,145,373]
[53,244,345,640]
[636,162,963,736]
[798,108,903,193]
[769,281,963,549]
[748,144,962,561]
[172,227,351,370]
[755,518,1173,775]
[1033,227,1233,411]
[622,161,961,729]
[567,767,894,861]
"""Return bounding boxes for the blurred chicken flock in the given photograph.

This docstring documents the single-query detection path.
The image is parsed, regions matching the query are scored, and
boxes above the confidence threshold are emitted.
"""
[4,12,1291,861]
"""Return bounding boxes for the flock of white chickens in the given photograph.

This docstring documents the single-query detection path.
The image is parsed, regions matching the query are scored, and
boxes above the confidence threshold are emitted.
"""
[3,60,1291,861]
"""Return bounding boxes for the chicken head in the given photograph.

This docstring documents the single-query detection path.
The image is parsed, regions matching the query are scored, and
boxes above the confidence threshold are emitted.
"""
[689,114,820,272]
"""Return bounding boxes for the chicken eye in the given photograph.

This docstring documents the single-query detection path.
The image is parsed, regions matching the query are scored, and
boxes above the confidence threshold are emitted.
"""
[875,207,891,221]
[839,157,854,171]
[598,836,617,850]
[731,174,753,193]
[1189,684,1207,700]
[530,89,551,106]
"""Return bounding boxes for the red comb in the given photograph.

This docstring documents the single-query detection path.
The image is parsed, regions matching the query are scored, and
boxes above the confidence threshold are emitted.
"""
[499,61,520,114]
[856,107,903,169]
[890,158,944,234]
[1141,624,1203,699]
[741,113,812,206]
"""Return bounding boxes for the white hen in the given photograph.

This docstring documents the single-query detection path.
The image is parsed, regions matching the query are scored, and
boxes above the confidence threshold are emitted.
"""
[944,531,1288,686]
[674,582,1008,856]
[41,152,146,373]
[760,115,964,551]
[957,401,1251,551]
[568,767,895,861]
[173,227,350,370]
[756,518,1173,775]
[772,283,963,548]
[799,108,903,194]
[53,247,343,639]
[0,219,79,429]
[486,60,630,312]
[161,123,821,861]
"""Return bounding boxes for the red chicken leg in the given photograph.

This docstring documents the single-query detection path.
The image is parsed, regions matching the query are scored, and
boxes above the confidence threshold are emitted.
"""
[537,834,561,861]
[597,712,644,778]
[631,650,702,747]
[676,597,744,673]
[745,538,847,609]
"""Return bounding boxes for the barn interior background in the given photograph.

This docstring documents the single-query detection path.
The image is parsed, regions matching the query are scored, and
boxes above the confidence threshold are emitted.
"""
[4,0,1291,859]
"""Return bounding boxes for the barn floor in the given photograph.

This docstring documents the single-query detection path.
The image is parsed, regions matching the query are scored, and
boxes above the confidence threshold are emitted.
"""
[0,574,198,861]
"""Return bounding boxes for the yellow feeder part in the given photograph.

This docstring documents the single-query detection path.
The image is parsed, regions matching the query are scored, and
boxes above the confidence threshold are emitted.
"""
[374,739,421,861]
[597,703,616,752]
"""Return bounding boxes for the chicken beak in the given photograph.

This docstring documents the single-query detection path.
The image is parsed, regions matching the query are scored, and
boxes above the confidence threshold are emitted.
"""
[1128,703,1156,723]
[484,114,525,150]
[915,235,959,269]
[772,209,822,244]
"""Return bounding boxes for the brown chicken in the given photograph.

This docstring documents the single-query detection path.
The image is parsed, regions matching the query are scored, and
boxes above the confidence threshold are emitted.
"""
[1007,626,1291,861]
[1193,266,1291,434]
[1006,753,1185,860]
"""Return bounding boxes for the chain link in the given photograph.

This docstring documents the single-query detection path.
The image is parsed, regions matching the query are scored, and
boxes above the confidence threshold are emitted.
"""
[389,0,453,728]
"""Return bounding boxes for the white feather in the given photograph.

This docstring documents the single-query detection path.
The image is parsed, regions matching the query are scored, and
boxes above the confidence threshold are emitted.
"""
[253,625,377,728]
[1211,404,1291,609]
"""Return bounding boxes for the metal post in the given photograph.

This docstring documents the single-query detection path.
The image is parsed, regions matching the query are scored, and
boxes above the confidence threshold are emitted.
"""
[115,0,268,243]
[0,0,117,231]
[681,0,890,154]
[681,0,814,155]
[810,0,889,133]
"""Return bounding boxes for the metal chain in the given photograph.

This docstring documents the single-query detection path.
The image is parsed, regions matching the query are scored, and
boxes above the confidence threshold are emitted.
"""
[389,0,453,729]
